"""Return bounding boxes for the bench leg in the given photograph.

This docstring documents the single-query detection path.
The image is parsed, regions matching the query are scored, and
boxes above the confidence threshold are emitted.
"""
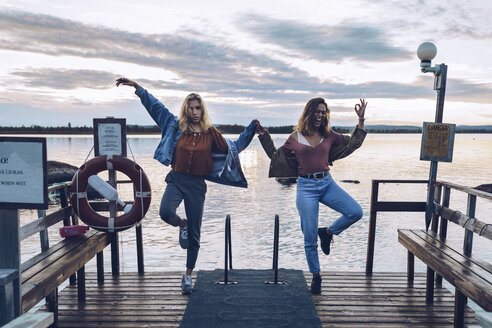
[77,266,86,301]
[425,267,435,303]
[454,290,466,328]
[46,288,58,328]
[407,251,414,283]
[97,251,104,285]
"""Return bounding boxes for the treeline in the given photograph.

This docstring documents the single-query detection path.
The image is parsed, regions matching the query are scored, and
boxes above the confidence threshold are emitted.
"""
[1,125,491,134]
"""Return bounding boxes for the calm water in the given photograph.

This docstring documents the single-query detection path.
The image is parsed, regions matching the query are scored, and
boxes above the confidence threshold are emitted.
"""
[12,133,492,273]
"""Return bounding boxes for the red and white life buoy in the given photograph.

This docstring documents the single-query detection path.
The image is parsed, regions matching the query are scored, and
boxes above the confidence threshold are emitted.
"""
[70,155,151,232]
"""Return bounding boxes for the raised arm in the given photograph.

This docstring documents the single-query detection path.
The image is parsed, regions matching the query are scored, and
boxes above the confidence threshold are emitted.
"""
[115,77,175,130]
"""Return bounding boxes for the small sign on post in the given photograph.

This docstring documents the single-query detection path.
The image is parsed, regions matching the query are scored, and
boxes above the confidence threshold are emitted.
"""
[0,137,48,209]
[93,117,127,157]
[420,122,456,162]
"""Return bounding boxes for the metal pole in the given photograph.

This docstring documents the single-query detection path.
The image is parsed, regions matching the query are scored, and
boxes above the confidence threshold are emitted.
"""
[273,214,279,284]
[224,215,230,284]
[425,64,447,231]
[365,180,379,275]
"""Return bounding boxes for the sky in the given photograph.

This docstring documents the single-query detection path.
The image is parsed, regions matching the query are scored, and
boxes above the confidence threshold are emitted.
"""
[0,0,491,127]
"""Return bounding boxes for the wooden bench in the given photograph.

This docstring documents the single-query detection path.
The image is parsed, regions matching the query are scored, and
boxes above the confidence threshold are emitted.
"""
[18,184,110,326]
[398,181,492,328]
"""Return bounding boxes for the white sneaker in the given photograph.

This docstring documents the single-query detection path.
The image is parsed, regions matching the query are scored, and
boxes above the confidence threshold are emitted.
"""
[181,274,193,295]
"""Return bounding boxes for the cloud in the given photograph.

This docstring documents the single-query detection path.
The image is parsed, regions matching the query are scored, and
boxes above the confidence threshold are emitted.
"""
[11,68,117,89]
[237,13,412,62]
[0,9,491,126]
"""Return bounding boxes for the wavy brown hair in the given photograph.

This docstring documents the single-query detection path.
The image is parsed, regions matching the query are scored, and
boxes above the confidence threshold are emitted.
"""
[178,93,213,134]
[294,97,331,137]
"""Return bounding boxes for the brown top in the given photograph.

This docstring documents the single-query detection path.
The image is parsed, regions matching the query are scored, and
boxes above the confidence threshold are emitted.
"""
[283,131,343,175]
[172,127,228,176]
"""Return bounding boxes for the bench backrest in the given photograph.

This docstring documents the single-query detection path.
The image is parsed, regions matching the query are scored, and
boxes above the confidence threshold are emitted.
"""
[433,180,492,255]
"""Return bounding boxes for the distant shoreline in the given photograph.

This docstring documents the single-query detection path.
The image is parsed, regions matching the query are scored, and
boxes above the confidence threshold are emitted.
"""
[1,124,492,134]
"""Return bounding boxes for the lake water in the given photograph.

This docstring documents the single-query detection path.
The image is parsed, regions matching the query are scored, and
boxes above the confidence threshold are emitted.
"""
[12,133,492,274]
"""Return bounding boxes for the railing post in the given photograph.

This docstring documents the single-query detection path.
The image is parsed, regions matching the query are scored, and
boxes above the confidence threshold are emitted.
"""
[436,186,450,286]
[109,169,120,276]
[464,194,476,256]
[216,215,236,285]
[273,215,279,283]
[136,223,144,275]
[0,209,21,325]
[365,180,379,276]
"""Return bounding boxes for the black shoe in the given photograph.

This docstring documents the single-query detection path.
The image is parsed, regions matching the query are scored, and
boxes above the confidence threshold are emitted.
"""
[318,227,333,255]
[310,274,322,294]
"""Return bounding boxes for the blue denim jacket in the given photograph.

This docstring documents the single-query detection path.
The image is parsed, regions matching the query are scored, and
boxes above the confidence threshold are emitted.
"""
[135,86,255,188]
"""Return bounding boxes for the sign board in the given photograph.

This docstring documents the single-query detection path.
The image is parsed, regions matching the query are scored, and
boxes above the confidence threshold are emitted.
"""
[93,118,127,157]
[420,122,455,162]
[0,137,48,209]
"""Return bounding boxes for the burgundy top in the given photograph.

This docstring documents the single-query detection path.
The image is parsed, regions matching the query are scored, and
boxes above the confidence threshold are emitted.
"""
[283,131,343,176]
[172,127,228,176]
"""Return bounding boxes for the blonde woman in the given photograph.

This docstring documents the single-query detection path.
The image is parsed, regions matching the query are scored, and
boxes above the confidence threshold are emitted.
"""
[256,97,367,294]
[116,78,256,294]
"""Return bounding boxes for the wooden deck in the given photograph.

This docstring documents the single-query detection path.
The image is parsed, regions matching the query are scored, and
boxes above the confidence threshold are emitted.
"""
[51,271,479,327]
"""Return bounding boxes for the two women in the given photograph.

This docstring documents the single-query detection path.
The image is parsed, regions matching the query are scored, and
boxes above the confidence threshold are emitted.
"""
[256,98,367,294]
[116,78,256,294]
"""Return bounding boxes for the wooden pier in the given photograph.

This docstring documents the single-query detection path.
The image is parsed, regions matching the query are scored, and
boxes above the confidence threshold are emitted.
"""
[51,271,478,327]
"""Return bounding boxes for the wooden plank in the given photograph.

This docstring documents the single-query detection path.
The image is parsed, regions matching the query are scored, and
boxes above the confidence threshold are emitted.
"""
[21,230,101,282]
[437,205,492,241]
[21,232,110,312]
[374,201,426,212]
[2,312,53,328]
[412,230,492,282]
[50,271,478,328]
[438,180,492,201]
[20,206,73,241]
[398,229,492,310]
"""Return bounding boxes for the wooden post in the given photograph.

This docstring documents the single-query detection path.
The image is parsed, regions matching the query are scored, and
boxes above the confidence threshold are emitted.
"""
[0,209,21,325]
[97,252,105,285]
[109,169,120,276]
[436,186,450,286]
[464,194,476,257]
[136,223,144,275]
[407,251,414,284]
[365,180,379,276]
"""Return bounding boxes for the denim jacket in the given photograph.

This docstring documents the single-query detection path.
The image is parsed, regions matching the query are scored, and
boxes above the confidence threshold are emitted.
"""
[135,86,255,188]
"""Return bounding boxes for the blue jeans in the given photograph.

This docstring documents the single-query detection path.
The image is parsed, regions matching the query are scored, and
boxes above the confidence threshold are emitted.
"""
[296,173,363,274]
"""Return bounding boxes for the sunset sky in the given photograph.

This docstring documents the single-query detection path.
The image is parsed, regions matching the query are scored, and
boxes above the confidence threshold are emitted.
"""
[1,0,491,127]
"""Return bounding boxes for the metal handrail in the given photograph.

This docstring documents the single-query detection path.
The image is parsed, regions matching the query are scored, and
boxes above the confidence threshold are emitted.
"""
[216,214,236,284]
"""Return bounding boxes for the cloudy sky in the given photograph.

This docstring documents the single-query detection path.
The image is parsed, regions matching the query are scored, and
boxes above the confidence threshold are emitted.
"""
[0,0,491,127]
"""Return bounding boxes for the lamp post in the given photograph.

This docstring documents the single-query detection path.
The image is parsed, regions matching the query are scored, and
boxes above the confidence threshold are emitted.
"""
[417,42,448,231]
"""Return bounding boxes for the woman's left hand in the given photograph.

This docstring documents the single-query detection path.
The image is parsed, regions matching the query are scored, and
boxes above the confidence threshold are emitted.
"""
[354,99,367,119]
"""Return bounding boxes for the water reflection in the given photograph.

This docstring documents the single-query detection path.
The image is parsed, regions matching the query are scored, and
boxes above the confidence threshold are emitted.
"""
[12,133,492,273]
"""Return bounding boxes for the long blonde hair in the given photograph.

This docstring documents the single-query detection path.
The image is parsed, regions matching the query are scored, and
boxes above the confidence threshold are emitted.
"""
[178,93,213,134]
[294,97,331,137]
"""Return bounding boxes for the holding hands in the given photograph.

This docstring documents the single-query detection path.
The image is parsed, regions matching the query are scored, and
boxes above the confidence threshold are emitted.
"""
[254,119,268,136]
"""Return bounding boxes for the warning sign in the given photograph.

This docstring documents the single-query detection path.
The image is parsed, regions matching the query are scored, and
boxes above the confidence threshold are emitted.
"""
[420,122,455,162]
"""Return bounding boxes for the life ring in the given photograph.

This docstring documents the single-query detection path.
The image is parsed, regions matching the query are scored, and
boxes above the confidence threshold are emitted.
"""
[70,155,151,232]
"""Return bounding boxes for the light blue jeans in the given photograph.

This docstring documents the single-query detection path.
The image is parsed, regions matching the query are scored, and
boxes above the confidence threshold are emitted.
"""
[296,173,363,274]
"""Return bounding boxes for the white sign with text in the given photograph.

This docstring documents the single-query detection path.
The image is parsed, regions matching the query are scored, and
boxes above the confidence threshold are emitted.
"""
[97,123,123,156]
[0,139,46,207]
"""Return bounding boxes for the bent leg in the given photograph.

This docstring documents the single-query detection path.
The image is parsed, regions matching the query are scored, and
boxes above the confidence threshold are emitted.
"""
[159,171,184,227]
[320,180,363,235]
